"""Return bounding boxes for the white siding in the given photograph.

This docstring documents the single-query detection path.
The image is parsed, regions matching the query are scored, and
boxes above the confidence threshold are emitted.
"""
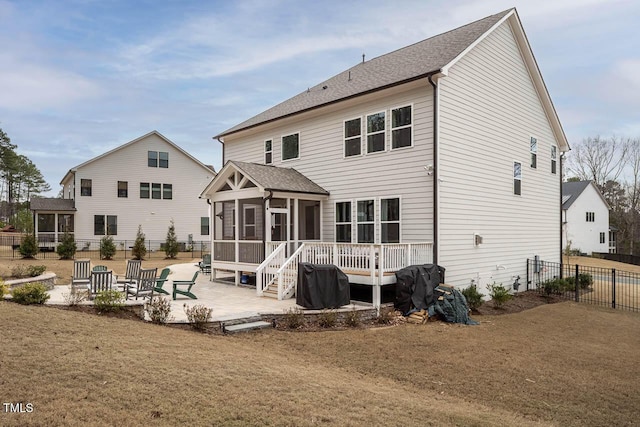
[563,185,609,255]
[224,82,434,243]
[72,133,214,243]
[438,21,562,288]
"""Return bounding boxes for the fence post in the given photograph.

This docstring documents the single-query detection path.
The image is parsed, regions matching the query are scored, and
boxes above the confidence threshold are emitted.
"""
[574,264,579,302]
[612,268,616,309]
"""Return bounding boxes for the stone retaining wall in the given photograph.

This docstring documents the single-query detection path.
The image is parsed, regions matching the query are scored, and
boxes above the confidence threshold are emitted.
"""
[6,273,56,290]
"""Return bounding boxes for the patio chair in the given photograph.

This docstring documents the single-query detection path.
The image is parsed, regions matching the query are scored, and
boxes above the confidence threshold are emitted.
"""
[92,265,108,272]
[116,259,142,288]
[71,259,91,289]
[154,268,171,295]
[126,267,157,300]
[198,254,211,274]
[88,270,113,300]
[173,271,199,301]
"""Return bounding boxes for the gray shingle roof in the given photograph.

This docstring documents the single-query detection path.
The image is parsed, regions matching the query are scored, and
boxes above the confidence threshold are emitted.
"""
[230,161,329,195]
[562,181,592,210]
[217,9,512,138]
[30,197,76,211]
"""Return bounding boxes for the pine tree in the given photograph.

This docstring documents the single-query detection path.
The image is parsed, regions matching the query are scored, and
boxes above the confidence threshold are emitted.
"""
[56,231,77,260]
[100,235,116,260]
[19,233,39,258]
[164,219,179,259]
[131,225,147,260]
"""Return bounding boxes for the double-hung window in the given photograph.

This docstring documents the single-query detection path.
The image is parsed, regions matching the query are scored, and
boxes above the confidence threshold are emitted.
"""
[118,181,128,198]
[106,215,117,235]
[148,151,169,167]
[357,199,375,243]
[344,118,362,157]
[530,137,537,169]
[282,133,299,161]
[265,140,273,164]
[163,184,172,200]
[140,182,150,199]
[391,106,412,149]
[380,198,400,243]
[514,162,522,195]
[81,179,92,196]
[586,212,595,222]
[159,152,169,168]
[152,183,161,199]
[94,215,105,235]
[366,112,385,153]
[551,146,557,174]
[201,217,210,235]
[335,202,352,243]
[148,151,158,167]
[94,215,117,235]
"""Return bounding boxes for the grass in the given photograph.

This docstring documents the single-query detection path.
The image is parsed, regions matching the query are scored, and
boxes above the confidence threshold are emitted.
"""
[1,301,638,426]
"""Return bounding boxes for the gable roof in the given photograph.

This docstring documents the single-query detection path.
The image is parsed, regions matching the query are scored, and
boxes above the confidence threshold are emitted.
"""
[215,8,569,151]
[61,130,214,185]
[562,181,610,210]
[200,160,329,197]
[30,197,76,212]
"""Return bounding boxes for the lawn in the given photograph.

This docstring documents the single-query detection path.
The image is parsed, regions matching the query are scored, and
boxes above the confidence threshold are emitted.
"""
[1,301,638,426]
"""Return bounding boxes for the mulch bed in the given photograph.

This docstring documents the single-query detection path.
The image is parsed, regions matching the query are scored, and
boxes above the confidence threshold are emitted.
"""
[473,290,564,316]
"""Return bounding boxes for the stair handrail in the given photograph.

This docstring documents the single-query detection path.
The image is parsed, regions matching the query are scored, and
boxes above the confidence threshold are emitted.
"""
[256,242,286,296]
[276,243,306,300]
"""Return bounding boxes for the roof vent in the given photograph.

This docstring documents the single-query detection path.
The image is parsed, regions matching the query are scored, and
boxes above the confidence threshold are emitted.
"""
[322,85,328,90]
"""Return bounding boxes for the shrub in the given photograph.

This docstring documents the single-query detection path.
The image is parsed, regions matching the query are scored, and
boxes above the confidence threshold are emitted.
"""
[282,307,305,329]
[131,225,147,260]
[100,235,117,260]
[27,265,46,277]
[184,304,212,331]
[93,290,125,312]
[344,308,361,327]
[164,219,179,259]
[11,265,46,278]
[577,273,593,290]
[62,285,87,306]
[11,282,50,305]
[487,282,512,308]
[317,309,338,328]
[19,234,39,258]
[0,279,9,299]
[540,277,573,296]
[461,284,484,311]
[56,231,77,260]
[376,306,397,324]
[146,297,174,324]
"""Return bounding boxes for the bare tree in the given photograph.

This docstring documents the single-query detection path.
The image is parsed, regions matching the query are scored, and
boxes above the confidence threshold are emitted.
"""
[566,135,628,187]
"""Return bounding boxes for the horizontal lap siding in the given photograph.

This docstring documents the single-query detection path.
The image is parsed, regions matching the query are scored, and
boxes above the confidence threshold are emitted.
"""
[438,21,561,287]
[224,83,434,243]
[73,134,214,242]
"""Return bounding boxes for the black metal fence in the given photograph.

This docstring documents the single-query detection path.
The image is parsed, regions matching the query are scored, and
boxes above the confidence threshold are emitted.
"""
[527,258,639,312]
[0,236,208,261]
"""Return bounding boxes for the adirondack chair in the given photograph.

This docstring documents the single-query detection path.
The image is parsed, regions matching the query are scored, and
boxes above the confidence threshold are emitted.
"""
[116,259,142,289]
[71,259,91,288]
[154,268,171,295]
[172,271,199,301]
[198,254,211,274]
[92,265,108,272]
[88,270,113,300]
[126,268,157,300]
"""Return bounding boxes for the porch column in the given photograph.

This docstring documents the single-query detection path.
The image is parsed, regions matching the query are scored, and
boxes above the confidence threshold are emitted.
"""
[286,198,291,249]
[373,286,381,311]
[235,198,240,285]
[293,199,299,246]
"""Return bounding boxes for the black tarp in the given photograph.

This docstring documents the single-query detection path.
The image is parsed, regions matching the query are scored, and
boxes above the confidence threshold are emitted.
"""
[394,264,445,315]
[296,263,350,309]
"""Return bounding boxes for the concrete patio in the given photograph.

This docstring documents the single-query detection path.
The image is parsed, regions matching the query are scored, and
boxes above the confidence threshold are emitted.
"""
[46,262,364,323]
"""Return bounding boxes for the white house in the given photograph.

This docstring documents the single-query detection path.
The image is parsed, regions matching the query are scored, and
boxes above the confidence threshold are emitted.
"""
[562,180,610,255]
[31,131,215,248]
[200,8,570,305]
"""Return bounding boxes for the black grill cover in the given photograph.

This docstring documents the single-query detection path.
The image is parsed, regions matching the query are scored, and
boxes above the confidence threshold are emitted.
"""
[394,264,445,315]
[296,263,350,309]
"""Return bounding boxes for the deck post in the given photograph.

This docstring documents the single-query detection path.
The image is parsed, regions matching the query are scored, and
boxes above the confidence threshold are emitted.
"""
[333,243,338,266]
[372,285,381,311]
[407,243,412,267]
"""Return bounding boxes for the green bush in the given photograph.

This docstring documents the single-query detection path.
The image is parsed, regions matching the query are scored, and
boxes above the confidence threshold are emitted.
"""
[131,225,147,260]
[577,273,593,290]
[282,307,305,329]
[184,304,212,331]
[27,265,46,277]
[540,277,574,295]
[11,282,50,305]
[146,297,174,324]
[100,235,116,260]
[344,308,361,327]
[461,284,484,311]
[164,219,179,259]
[56,231,77,260]
[19,234,39,258]
[94,290,125,312]
[487,282,512,308]
[317,309,338,328]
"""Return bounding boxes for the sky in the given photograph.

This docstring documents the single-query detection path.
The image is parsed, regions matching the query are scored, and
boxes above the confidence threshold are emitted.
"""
[1,0,639,196]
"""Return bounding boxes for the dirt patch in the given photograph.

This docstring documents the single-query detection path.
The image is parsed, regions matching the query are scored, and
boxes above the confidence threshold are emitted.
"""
[474,290,563,315]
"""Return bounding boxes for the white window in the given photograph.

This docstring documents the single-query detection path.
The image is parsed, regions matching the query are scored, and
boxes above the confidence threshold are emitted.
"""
[551,146,557,174]
[600,232,605,244]
[366,112,385,153]
[357,199,375,243]
[530,137,537,169]
[514,162,522,195]
[344,118,362,157]
[391,105,412,149]
[282,133,299,161]
[265,140,272,165]
[380,197,400,243]
[335,201,352,243]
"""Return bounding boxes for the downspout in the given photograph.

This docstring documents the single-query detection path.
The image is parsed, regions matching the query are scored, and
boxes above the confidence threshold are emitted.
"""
[217,136,225,166]
[428,75,439,265]
[560,152,565,268]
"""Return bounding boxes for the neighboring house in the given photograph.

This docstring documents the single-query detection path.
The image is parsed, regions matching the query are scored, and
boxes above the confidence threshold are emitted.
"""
[200,8,570,305]
[562,181,611,255]
[31,131,215,248]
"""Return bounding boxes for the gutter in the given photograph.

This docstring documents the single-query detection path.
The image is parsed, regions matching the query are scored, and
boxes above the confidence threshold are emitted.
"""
[428,75,439,265]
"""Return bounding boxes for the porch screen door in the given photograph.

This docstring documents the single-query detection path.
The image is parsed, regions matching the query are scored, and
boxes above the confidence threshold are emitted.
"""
[271,210,287,242]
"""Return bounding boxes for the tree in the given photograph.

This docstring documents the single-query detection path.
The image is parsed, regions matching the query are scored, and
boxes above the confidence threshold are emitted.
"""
[19,234,39,258]
[56,231,77,260]
[566,135,628,187]
[100,235,116,260]
[164,219,179,259]
[131,225,147,260]
[13,208,33,233]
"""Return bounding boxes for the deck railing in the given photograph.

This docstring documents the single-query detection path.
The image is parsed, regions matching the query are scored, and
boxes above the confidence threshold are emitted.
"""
[256,242,286,296]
